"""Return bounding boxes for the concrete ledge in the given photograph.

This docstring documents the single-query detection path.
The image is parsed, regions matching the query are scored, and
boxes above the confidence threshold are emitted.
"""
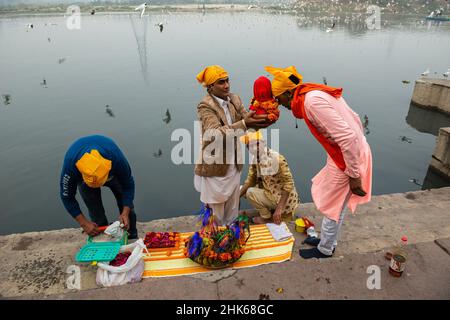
[430,127,450,179]
[10,239,450,300]
[430,157,450,178]
[411,78,450,115]
[2,187,450,299]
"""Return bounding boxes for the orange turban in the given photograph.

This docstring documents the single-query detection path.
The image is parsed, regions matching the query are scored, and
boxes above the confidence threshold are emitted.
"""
[264,66,303,97]
[75,149,112,188]
[196,65,229,87]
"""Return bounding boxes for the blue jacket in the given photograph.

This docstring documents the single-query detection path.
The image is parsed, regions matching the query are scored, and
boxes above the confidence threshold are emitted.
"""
[60,135,135,218]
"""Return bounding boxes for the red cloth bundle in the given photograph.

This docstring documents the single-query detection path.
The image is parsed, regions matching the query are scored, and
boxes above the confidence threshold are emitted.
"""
[249,76,280,123]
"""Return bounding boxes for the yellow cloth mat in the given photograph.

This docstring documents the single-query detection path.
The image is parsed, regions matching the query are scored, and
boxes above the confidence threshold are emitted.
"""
[142,224,295,278]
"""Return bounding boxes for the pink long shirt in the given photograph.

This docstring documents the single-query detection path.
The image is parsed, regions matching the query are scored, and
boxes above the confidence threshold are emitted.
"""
[303,90,372,222]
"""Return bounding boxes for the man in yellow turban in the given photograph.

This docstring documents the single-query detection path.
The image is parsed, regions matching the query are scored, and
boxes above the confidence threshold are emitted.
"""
[194,65,269,226]
[239,131,300,225]
[265,65,372,259]
[60,135,138,238]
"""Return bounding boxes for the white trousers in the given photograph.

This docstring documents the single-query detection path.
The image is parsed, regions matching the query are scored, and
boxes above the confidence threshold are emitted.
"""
[317,192,351,256]
[208,182,240,226]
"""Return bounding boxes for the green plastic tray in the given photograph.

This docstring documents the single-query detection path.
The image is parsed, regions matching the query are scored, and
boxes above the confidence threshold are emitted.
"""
[75,231,128,263]
[76,242,122,263]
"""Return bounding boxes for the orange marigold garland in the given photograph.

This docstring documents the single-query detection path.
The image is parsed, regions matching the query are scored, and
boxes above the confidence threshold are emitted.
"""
[250,98,280,123]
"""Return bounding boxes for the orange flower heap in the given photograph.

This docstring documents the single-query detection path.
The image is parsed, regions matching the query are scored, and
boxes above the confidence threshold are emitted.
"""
[250,99,280,122]
[249,76,280,123]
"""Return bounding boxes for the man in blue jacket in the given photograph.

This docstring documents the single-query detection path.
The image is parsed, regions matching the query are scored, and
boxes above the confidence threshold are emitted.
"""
[60,135,138,239]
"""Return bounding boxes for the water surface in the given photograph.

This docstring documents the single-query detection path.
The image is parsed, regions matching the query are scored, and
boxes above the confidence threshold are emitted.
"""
[1,11,449,234]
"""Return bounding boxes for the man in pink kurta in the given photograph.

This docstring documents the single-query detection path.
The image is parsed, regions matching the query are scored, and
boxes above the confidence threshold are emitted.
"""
[265,66,372,259]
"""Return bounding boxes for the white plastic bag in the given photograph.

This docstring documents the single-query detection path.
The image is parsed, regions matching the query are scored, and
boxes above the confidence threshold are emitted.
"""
[104,221,125,241]
[96,239,149,287]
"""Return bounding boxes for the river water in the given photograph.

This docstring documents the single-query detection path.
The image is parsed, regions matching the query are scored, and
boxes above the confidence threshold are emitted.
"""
[1,10,449,234]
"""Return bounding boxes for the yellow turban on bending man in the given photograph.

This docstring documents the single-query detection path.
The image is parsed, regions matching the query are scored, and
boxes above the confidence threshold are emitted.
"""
[75,149,112,188]
[240,130,264,145]
[264,66,303,97]
[196,65,229,87]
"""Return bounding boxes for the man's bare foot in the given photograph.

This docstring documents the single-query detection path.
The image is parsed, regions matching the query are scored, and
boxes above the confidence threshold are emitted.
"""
[252,216,271,224]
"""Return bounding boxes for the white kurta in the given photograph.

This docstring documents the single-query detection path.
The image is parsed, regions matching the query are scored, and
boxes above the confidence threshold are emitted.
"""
[194,95,241,225]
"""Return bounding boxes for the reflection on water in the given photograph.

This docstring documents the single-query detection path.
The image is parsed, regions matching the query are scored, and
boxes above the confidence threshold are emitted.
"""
[296,14,372,36]
[130,14,149,84]
[294,12,434,35]
[406,103,450,136]
[422,165,450,190]
[362,114,370,135]
[406,103,450,189]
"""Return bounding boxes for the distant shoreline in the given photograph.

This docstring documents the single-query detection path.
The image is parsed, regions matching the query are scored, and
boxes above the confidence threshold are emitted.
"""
[0,3,436,17]
[0,3,435,17]
[0,4,255,16]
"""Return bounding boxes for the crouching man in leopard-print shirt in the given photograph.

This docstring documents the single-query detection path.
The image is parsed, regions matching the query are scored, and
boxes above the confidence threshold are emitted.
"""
[240,131,300,225]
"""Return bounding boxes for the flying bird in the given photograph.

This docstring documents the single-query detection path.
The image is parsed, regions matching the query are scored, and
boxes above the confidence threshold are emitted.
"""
[135,3,148,19]
[105,105,115,118]
[163,109,171,124]
[421,68,430,77]
[153,149,163,158]
[2,94,11,106]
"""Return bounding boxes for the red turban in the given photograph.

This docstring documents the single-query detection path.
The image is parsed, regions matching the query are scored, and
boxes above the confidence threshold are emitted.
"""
[253,76,273,102]
[249,76,280,122]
